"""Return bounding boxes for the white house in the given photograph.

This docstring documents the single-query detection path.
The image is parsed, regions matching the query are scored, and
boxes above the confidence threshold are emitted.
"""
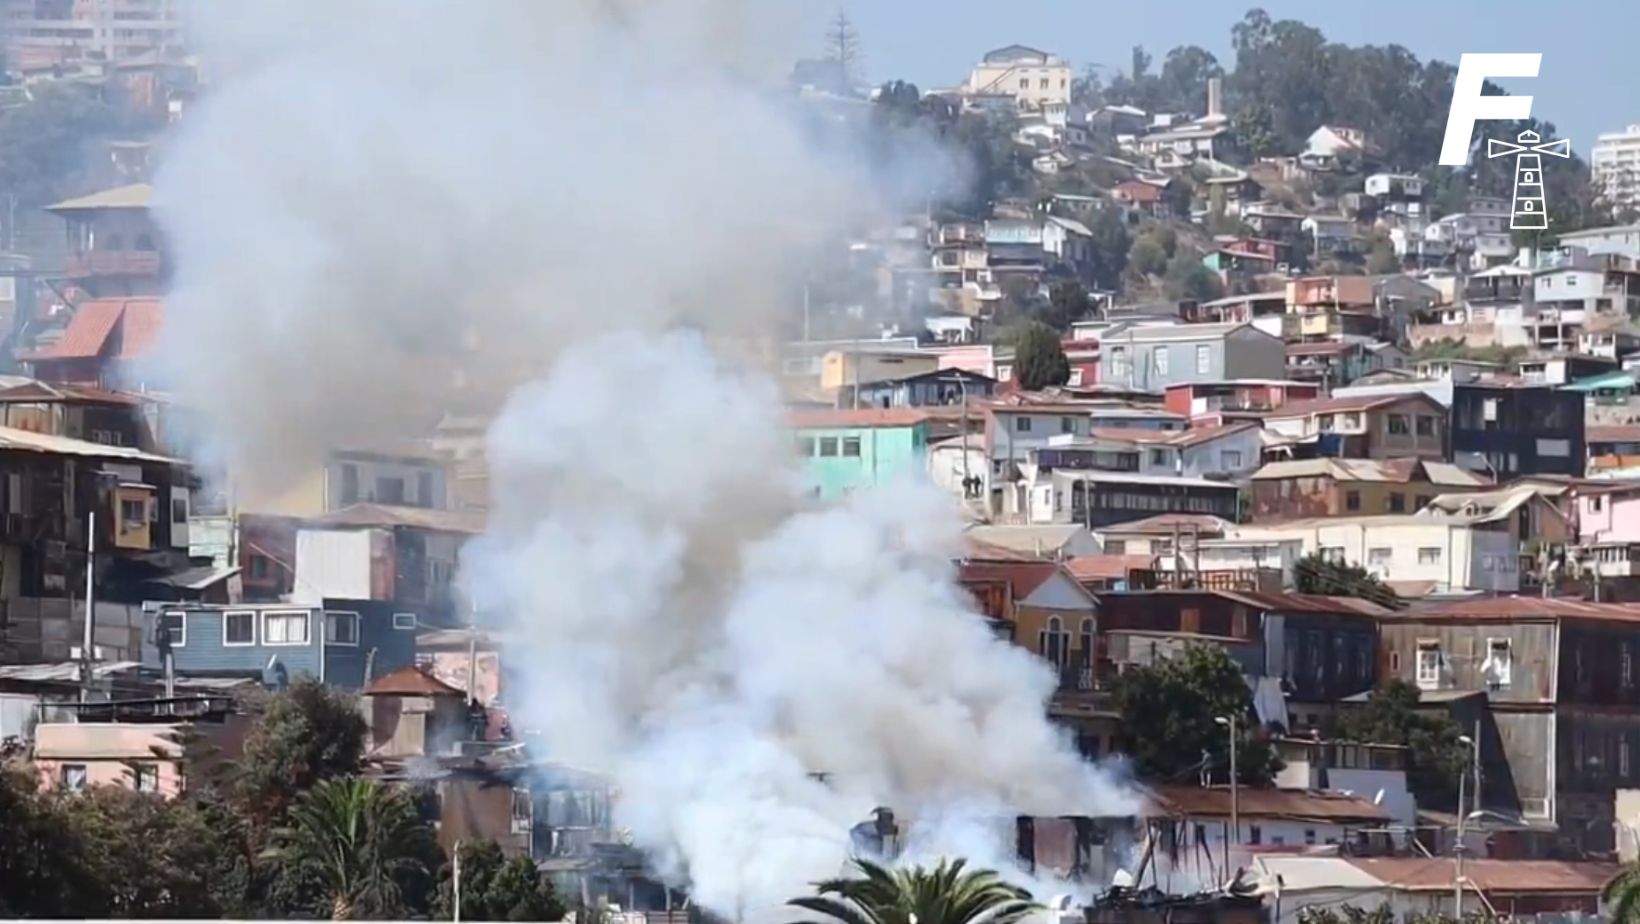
[964,45,1072,112]
[1301,125,1370,171]
[1230,514,1520,595]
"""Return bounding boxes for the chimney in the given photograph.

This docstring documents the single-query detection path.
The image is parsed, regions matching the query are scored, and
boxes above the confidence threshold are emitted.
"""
[1207,77,1223,119]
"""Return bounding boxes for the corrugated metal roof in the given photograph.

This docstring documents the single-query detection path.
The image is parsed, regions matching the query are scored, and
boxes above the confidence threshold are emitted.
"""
[1099,513,1232,534]
[1253,856,1386,892]
[1400,597,1640,623]
[0,660,138,682]
[0,423,178,464]
[28,298,162,361]
[1344,858,1618,894]
[1145,784,1390,823]
[364,665,465,697]
[1064,553,1154,581]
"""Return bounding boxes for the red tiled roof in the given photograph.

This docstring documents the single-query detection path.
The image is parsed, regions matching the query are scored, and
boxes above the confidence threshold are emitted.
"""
[956,559,1083,605]
[1145,784,1390,823]
[1344,858,1618,894]
[1064,553,1154,581]
[789,408,930,428]
[1402,597,1640,623]
[363,664,465,697]
[1589,424,1640,443]
[27,298,162,361]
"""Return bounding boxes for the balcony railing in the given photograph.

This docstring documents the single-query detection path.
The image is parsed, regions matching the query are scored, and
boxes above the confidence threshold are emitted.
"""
[63,250,162,279]
[1060,664,1096,692]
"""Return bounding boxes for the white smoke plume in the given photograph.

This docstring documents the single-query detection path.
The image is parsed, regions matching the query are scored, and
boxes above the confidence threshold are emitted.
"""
[149,0,1137,918]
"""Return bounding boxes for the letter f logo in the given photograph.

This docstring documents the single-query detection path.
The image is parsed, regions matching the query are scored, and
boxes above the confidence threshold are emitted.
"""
[1439,53,1542,166]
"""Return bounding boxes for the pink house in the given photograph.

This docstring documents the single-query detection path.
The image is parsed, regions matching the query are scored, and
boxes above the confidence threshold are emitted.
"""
[1580,484,1640,584]
[32,697,249,798]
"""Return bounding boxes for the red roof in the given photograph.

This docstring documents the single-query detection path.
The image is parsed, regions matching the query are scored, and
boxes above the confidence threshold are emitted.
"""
[1265,392,1433,418]
[1343,858,1617,895]
[1064,553,1154,581]
[956,559,1088,607]
[1590,424,1640,443]
[363,664,466,697]
[1403,597,1640,623]
[1113,180,1165,204]
[28,298,162,361]
[789,408,930,428]
[1146,784,1389,823]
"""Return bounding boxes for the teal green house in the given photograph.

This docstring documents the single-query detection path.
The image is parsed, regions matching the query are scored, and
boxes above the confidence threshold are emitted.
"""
[790,408,932,500]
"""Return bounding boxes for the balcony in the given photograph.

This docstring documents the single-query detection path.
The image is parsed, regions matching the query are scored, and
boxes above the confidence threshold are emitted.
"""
[63,250,162,280]
[1587,544,1640,578]
[1060,664,1097,692]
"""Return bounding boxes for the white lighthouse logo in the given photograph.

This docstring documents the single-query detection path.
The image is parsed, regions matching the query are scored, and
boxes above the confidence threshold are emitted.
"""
[1486,128,1570,230]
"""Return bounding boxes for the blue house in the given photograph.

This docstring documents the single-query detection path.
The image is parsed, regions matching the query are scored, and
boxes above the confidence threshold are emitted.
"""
[143,600,422,691]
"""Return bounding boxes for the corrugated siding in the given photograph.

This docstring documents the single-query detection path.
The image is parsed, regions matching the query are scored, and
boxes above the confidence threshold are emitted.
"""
[294,529,380,603]
[144,605,323,679]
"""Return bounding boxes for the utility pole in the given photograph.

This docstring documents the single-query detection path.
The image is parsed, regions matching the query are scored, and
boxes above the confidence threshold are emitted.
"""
[1455,733,1474,918]
[453,841,463,923]
[1216,714,1239,875]
[80,506,97,702]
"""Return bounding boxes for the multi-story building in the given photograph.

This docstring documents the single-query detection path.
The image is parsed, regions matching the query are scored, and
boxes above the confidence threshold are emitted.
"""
[0,0,188,71]
[963,45,1071,112]
[1262,392,1451,460]
[1095,323,1285,390]
[1231,513,1521,595]
[43,183,166,298]
[1593,124,1640,211]
[1449,382,1586,478]
[1249,457,1487,520]
[1376,597,1640,854]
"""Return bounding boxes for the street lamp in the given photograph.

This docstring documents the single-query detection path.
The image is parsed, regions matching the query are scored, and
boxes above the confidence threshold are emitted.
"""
[1454,734,1474,917]
[1216,715,1239,873]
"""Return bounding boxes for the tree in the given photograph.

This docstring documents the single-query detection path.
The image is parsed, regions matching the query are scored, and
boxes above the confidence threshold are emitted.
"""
[1128,235,1168,277]
[0,82,158,210]
[1041,280,1091,331]
[824,10,862,89]
[1010,322,1070,390]
[1084,207,1130,290]
[1156,46,1223,114]
[0,765,87,916]
[1112,644,1280,785]
[434,840,565,922]
[789,858,1038,924]
[1332,680,1471,810]
[52,784,234,917]
[1163,253,1223,301]
[236,679,368,826]
[262,779,435,921]
[1293,552,1401,609]
[1366,240,1401,274]
[1605,862,1640,924]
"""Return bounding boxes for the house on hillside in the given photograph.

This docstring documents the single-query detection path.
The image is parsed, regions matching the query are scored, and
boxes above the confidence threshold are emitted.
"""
[1095,323,1285,390]
[1083,422,1263,479]
[1376,597,1640,854]
[1262,392,1451,460]
[1109,178,1172,219]
[24,297,162,388]
[1300,126,1372,172]
[1450,382,1586,478]
[32,695,247,798]
[791,408,932,500]
[44,183,166,298]
[1231,513,1521,596]
[1249,457,1487,520]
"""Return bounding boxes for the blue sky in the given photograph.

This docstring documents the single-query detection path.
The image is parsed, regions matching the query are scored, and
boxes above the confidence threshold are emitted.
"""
[805,0,1634,156]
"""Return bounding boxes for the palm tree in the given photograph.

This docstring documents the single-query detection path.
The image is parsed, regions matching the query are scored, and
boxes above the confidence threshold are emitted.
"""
[789,858,1039,924]
[1605,863,1640,924]
[262,778,432,920]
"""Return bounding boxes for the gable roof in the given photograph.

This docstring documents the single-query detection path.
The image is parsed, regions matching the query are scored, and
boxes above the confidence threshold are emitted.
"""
[364,664,466,697]
[1251,457,1487,488]
[954,559,1094,610]
[982,45,1051,64]
[964,524,1090,556]
[0,381,140,405]
[1064,553,1155,582]
[27,298,162,362]
[1401,597,1640,623]
[46,183,154,213]
[1342,858,1617,895]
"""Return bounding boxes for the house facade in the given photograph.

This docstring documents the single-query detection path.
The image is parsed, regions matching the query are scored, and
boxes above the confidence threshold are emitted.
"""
[1450,383,1586,478]
[1233,515,1520,594]
[1262,393,1451,460]
[1095,323,1285,390]
[791,408,931,500]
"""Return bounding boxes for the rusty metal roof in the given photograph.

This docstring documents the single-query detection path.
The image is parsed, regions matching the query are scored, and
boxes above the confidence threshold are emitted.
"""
[364,665,465,698]
[1399,597,1640,622]
[1145,784,1390,823]
[1344,858,1618,894]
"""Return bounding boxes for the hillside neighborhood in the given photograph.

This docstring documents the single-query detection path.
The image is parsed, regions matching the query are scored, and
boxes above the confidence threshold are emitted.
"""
[10,3,1640,924]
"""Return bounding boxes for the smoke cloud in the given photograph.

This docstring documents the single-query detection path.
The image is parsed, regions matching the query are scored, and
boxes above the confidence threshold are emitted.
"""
[150,0,1135,918]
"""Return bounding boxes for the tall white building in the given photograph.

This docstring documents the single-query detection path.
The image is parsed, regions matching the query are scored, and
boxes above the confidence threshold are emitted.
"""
[1592,124,1640,210]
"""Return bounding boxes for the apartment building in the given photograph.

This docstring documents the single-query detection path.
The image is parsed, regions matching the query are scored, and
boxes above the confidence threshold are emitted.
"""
[1,0,188,71]
[1593,124,1640,211]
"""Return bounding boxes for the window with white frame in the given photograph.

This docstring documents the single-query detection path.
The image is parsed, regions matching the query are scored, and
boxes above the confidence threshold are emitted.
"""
[1220,450,1242,470]
[222,610,255,646]
[1195,344,1210,374]
[134,762,159,793]
[326,611,360,646]
[393,613,418,631]
[1154,349,1170,375]
[61,764,87,791]
[1418,547,1442,565]
[1484,638,1512,689]
[1416,641,1442,690]
[1367,547,1393,568]
[263,611,310,645]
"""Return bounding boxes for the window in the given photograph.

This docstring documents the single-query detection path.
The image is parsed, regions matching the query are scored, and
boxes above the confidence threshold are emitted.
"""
[263,611,310,645]
[416,471,435,507]
[1368,547,1392,567]
[1342,412,1362,429]
[1195,344,1211,374]
[339,463,359,505]
[61,764,87,791]
[134,233,156,252]
[222,610,255,646]
[1625,736,1634,779]
[1061,417,1076,434]
[841,437,861,457]
[1388,492,1406,513]
[1418,547,1442,565]
[1304,828,1317,846]
[796,436,816,456]
[1345,490,1361,511]
[1387,414,1409,435]
[1109,346,1129,377]
[1416,415,1436,436]
[1105,539,1127,554]
[1019,78,1028,90]
[1484,638,1512,689]
[1038,77,1049,89]
[818,436,839,456]
[326,611,360,646]
[1318,414,1336,432]
[1320,546,1345,564]
[1149,449,1169,466]
[375,476,406,505]
[120,498,145,526]
[1389,651,1401,673]
[1594,495,1607,513]
[1015,416,1032,433]
[1039,616,1068,666]
[1154,349,1170,375]
[158,610,185,648]
[248,554,273,581]
[134,762,159,793]
[393,612,418,631]
[1220,449,1243,470]
[1416,641,1442,689]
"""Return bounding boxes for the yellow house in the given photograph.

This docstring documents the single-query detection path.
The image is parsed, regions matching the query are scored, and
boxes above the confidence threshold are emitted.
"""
[819,349,939,392]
